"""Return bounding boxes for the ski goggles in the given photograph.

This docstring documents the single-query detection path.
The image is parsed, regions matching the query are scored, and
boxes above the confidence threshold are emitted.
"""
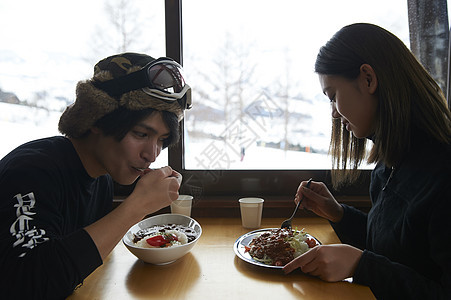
[93,57,192,110]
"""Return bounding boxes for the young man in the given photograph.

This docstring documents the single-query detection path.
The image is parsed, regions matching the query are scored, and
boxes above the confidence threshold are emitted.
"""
[0,52,192,299]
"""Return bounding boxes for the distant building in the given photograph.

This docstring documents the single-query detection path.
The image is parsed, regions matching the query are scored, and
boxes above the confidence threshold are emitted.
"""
[0,88,20,104]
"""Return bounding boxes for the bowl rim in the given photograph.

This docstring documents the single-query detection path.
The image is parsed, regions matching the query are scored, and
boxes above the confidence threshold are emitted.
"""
[122,213,202,250]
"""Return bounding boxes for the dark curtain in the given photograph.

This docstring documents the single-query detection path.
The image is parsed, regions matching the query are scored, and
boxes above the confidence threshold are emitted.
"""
[408,0,450,108]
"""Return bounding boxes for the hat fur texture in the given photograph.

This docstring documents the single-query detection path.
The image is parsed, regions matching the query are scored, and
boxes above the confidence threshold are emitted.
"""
[58,53,184,138]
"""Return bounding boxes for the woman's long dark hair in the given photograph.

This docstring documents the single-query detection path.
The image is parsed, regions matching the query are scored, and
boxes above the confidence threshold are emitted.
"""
[315,23,451,188]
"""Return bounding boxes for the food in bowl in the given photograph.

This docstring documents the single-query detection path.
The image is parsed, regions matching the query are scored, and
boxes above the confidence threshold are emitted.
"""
[133,224,198,248]
[123,214,202,264]
[244,228,318,266]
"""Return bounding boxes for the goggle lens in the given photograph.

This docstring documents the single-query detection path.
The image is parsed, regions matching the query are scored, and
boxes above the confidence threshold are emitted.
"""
[147,62,186,94]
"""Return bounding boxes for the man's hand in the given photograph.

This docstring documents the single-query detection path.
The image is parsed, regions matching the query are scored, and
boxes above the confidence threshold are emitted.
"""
[131,166,182,214]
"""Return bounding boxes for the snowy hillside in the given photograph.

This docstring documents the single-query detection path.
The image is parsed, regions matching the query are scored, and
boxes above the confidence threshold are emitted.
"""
[0,102,61,159]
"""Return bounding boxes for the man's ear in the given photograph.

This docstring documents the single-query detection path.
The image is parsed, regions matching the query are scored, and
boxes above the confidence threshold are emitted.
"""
[360,64,378,94]
[90,127,101,135]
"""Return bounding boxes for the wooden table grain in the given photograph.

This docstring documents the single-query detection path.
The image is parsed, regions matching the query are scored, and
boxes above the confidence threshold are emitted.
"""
[67,217,375,300]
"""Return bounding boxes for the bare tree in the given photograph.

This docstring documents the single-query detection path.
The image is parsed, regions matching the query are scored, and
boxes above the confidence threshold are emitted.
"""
[185,32,261,164]
[85,0,153,64]
[104,0,142,53]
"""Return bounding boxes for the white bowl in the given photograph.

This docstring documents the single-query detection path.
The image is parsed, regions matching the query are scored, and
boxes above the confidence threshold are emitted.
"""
[123,213,202,265]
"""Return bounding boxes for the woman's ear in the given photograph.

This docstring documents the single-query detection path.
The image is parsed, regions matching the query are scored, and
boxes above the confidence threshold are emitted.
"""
[360,64,378,94]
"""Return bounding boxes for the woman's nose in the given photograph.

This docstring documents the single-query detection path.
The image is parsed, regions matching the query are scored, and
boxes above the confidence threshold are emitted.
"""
[331,102,341,119]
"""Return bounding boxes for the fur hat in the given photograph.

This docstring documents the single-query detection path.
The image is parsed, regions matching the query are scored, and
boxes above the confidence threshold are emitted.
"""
[58,52,185,138]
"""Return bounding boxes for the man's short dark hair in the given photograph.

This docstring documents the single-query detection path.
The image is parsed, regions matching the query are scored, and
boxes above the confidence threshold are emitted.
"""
[94,107,180,148]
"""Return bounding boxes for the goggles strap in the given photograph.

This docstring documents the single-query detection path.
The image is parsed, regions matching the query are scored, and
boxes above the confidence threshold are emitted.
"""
[93,68,149,97]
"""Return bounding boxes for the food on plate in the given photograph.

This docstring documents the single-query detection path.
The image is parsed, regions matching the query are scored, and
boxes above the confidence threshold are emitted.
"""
[133,224,198,248]
[244,228,318,266]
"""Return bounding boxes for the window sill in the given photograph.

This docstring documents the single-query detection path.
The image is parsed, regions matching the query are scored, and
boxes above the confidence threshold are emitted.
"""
[113,195,371,218]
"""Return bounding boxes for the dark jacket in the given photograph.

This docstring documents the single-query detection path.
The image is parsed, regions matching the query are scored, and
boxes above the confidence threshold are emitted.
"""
[331,134,451,299]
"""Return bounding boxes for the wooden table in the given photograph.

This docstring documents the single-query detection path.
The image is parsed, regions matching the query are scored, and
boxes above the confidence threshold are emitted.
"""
[67,218,375,299]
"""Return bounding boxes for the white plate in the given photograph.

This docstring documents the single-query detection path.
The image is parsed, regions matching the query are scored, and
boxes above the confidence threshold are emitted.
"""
[233,228,321,269]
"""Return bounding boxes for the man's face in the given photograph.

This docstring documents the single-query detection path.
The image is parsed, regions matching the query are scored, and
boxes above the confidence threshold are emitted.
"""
[93,111,171,185]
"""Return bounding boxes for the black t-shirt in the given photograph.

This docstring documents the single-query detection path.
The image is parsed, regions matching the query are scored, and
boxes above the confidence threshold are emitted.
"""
[0,136,113,299]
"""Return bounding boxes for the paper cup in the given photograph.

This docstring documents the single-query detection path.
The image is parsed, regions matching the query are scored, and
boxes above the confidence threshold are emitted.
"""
[170,195,193,216]
[239,197,264,229]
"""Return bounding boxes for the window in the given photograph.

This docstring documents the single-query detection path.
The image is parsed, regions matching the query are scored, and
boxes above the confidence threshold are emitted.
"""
[169,0,449,200]
[183,0,409,171]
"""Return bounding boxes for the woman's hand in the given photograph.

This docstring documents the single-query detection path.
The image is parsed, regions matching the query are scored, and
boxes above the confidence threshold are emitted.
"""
[295,180,344,223]
[283,244,363,282]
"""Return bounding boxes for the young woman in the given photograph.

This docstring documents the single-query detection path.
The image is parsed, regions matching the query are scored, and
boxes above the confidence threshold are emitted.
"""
[0,53,191,299]
[283,23,451,299]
